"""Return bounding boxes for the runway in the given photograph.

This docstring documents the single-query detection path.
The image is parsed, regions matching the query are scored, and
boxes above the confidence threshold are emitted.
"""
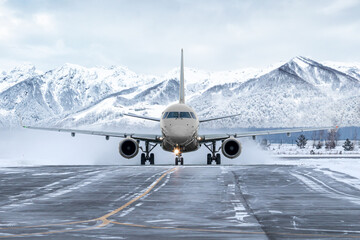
[0,165,360,239]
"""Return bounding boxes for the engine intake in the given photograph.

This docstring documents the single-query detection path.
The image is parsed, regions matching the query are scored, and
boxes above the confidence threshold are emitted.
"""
[221,138,241,159]
[119,138,139,159]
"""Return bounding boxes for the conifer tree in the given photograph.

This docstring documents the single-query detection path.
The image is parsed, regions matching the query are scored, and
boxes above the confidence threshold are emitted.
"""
[296,134,307,149]
[342,139,354,151]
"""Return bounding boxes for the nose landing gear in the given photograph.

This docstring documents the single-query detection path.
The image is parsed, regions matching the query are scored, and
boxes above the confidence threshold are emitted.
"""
[173,147,183,165]
[175,155,184,165]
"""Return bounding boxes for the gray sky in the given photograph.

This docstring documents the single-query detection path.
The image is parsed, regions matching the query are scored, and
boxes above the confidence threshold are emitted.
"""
[0,0,360,74]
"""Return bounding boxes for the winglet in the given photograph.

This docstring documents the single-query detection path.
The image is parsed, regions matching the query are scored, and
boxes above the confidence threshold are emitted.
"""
[179,49,185,104]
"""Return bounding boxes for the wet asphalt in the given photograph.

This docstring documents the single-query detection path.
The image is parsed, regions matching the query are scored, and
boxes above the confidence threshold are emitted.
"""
[0,165,360,239]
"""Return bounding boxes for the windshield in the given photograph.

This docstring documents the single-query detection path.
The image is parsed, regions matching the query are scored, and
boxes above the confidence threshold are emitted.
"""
[162,112,169,119]
[180,112,191,118]
[166,112,193,119]
[167,112,179,118]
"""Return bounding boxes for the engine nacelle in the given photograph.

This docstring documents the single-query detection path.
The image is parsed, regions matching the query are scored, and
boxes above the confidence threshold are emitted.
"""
[221,138,242,159]
[119,138,139,159]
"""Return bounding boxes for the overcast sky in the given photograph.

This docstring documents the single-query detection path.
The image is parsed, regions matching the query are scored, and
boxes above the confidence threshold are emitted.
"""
[0,0,360,74]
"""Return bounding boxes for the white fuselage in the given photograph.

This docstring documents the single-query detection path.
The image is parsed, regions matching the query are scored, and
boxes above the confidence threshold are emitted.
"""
[160,103,199,153]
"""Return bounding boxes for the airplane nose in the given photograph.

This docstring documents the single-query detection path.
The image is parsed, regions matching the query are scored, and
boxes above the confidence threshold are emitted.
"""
[166,125,193,144]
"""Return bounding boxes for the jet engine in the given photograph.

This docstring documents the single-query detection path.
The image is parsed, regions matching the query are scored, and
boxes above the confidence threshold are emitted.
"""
[119,138,139,159]
[221,138,241,159]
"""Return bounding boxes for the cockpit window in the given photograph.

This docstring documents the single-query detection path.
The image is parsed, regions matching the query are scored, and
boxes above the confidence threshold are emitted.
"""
[166,112,193,119]
[180,112,191,118]
[167,112,179,118]
[162,112,169,119]
[190,112,196,119]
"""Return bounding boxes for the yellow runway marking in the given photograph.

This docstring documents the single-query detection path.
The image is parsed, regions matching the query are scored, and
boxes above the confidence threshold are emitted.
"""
[98,167,176,220]
[1,166,360,239]
[0,167,177,238]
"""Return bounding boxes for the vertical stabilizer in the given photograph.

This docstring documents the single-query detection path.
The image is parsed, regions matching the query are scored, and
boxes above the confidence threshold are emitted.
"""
[179,49,185,104]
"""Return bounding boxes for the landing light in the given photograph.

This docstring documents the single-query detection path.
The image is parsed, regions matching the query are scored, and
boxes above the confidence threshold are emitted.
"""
[197,136,202,141]
[173,148,180,155]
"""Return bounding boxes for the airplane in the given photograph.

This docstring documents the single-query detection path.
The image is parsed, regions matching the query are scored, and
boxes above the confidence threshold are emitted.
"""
[23,50,336,165]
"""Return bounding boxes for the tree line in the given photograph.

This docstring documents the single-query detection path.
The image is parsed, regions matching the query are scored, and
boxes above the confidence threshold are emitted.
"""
[297,129,358,151]
[260,129,359,151]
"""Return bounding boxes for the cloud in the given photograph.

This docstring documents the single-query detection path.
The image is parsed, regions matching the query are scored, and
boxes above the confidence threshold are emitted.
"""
[321,0,360,15]
[0,0,360,74]
[0,1,57,42]
[33,13,56,32]
[0,1,20,41]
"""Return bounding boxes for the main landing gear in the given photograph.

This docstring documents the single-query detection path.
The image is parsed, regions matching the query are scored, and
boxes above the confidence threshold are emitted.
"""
[140,141,157,165]
[204,141,221,165]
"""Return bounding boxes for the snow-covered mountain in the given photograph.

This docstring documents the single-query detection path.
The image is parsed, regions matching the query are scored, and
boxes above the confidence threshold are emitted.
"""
[0,57,359,129]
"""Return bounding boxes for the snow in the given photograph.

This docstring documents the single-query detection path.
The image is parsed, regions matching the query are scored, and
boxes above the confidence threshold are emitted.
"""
[0,64,42,92]
[0,57,360,129]
[269,141,360,156]
[252,141,360,181]
[292,56,310,69]
[271,158,360,184]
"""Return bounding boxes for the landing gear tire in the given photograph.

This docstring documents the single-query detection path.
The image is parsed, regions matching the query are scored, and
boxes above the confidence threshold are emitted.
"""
[149,153,155,165]
[216,153,221,165]
[140,141,158,166]
[141,153,146,165]
[205,141,222,165]
[141,153,155,165]
[207,153,212,165]
[175,156,183,165]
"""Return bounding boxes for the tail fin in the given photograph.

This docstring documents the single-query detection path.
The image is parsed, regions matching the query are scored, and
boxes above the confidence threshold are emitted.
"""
[179,49,185,104]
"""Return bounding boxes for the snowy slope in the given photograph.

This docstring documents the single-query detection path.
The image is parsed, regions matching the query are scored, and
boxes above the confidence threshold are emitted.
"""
[323,61,360,81]
[0,57,359,129]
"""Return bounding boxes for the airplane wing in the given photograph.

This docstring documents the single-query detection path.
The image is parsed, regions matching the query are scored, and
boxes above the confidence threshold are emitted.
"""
[123,113,161,122]
[199,126,337,142]
[199,114,241,123]
[23,126,162,143]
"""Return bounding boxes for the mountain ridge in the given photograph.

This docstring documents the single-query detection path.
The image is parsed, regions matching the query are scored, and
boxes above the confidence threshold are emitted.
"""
[0,56,359,129]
